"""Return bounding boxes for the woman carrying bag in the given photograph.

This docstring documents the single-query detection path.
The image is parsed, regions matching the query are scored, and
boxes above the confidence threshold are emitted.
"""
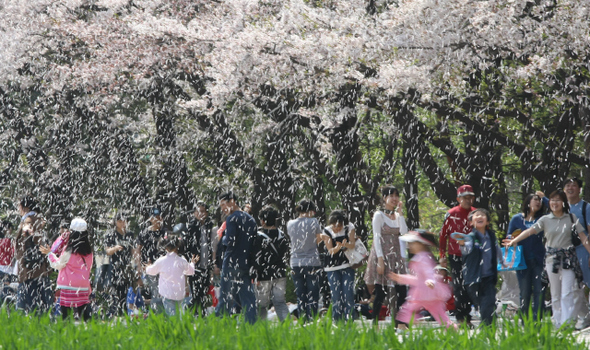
[321,210,356,322]
[506,193,546,320]
[505,190,590,327]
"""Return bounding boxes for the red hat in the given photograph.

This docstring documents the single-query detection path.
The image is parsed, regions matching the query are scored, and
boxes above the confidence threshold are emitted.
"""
[457,185,475,197]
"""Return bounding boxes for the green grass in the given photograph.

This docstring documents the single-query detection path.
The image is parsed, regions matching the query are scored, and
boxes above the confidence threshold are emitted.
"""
[0,310,586,349]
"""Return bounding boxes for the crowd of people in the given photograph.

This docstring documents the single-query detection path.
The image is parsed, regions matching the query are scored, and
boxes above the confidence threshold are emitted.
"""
[1,179,590,330]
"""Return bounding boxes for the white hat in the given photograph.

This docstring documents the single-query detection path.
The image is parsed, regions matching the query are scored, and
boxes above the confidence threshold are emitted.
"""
[400,230,435,246]
[70,217,88,232]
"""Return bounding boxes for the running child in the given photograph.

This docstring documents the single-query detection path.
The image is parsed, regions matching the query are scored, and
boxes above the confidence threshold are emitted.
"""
[388,230,455,329]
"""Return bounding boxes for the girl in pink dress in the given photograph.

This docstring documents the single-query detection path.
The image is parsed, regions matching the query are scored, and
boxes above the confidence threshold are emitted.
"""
[40,218,93,321]
[388,230,455,329]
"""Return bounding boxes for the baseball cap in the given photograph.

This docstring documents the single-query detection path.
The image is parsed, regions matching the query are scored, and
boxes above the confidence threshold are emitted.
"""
[173,223,188,235]
[457,185,475,197]
[70,217,88,232]
[150,207,162,217]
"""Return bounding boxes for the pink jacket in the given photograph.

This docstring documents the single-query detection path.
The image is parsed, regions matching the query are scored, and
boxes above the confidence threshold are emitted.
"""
[48,251,93,291]
[395,251,450,303]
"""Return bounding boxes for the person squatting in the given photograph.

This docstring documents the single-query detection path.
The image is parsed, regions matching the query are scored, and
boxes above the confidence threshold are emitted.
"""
[3,181,590,329]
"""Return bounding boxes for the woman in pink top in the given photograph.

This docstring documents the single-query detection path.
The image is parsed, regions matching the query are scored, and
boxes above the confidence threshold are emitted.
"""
[145,235,198,316]
[40,218,93,321]
[388,230,455,330]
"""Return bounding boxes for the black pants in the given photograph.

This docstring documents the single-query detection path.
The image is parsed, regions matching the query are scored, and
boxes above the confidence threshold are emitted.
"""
[372,284,407,324]
[188,271,210,316]
[108,282,129,317]
[449,254,473,323]
[466,275,497,326]
[319,269,331,308]
[62,304,92,322]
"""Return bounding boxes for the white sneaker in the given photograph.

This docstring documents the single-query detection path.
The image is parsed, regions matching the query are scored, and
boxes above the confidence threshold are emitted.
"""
[575,316,590,330]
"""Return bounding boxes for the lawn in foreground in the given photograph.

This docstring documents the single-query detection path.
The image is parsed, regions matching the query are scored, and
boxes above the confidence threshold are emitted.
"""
[0,310,585,349]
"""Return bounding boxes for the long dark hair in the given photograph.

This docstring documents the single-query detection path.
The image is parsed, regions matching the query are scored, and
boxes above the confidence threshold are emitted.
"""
[522,194,545,219]
[66,230,92,256]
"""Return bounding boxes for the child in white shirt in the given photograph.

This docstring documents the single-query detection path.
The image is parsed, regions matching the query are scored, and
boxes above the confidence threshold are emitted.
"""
[145,235,198,316]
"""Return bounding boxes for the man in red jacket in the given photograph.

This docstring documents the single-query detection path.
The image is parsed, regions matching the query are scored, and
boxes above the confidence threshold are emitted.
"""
[439,184,476,326]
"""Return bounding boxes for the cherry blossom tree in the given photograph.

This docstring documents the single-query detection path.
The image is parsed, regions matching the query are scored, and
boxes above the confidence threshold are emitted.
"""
[1,0,589,233]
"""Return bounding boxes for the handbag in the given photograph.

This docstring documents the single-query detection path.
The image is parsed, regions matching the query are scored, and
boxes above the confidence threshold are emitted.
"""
[497,246,527,271]
[570,214,582,247]
[344,238,369,269]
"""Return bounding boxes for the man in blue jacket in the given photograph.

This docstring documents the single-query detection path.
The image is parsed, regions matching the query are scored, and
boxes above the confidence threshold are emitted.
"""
[563,178,590,329]
[215,191,257,324]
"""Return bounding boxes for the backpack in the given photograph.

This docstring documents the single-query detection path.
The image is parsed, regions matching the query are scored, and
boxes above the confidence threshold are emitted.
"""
[582,201,588,233]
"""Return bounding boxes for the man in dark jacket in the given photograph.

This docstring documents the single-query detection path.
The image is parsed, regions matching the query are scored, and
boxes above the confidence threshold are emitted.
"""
[183,201,214,316]
[14,196,52,314]
[137,207,165,312]
[215,192,257,324]
[252,206,290,321]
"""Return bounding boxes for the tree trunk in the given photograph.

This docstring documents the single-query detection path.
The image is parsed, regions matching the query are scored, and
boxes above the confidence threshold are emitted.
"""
[584,104,590,203]
[402,138,420,229]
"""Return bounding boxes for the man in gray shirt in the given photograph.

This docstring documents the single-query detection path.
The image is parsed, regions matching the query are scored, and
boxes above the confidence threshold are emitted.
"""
[286,200,322,321]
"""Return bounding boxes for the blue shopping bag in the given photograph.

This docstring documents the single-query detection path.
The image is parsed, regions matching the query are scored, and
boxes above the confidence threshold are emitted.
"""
[497,246,527,271]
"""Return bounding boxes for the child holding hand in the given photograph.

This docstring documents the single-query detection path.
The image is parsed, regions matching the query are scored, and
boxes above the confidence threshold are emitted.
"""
[145,235,198,316]
[388,230,455,329]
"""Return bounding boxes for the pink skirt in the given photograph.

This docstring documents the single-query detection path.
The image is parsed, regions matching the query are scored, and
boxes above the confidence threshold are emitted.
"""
[59,289,91,308]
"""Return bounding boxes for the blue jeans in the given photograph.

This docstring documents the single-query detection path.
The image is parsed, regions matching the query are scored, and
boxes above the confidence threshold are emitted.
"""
[162,298,183,316]
[16,276,53,314]
[215,266,256,324]
[291,266,320,320]
[142,274,163,313]
[94,264,113,293]
[516,258,545,320]
[326,267,355,321]
[576,245,590,288]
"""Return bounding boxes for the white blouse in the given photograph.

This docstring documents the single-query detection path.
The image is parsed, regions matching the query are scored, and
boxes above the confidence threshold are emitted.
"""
[372,211,408,258]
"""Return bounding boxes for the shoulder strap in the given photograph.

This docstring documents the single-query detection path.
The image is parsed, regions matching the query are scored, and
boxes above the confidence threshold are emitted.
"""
[323,228,334,239]
[583,201,588,230]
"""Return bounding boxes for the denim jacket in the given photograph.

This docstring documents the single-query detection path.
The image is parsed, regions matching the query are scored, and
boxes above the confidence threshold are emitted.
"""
[460,228,502,285]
